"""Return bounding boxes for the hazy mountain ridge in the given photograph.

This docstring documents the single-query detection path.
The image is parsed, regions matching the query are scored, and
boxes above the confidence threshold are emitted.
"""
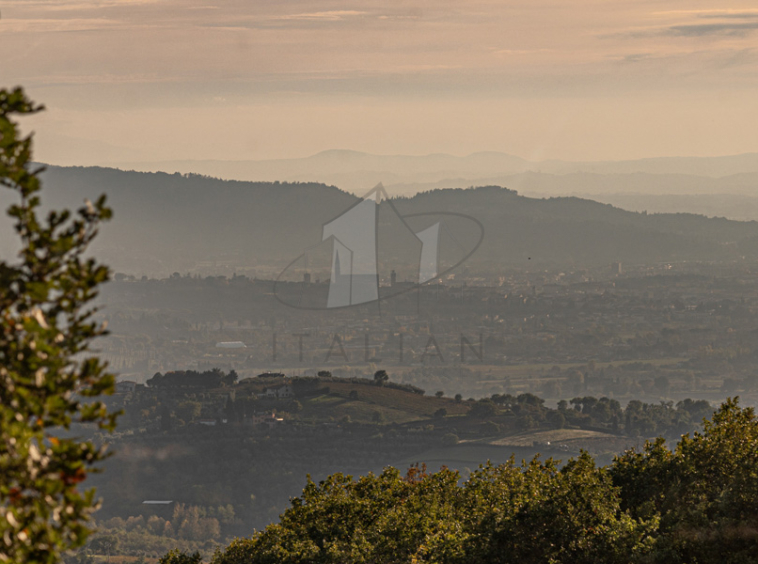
[578,194,758,222]
[385,170,758,220]
[110,150,758,196]
[5,164,758,277]
[388,170,758,197]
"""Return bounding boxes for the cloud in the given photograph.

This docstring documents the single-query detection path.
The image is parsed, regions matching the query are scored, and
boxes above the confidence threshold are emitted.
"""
[619,53,653,63]
[273,10,367,22]
[0,17,117,33]
[698,12,758,20]
[493,48,552,56]
[654,9,758,20]
[20,72,182,85]
[387,64,461,73]
[0,0,160,9]
[613,18,758,39]
[193,9,379,31]
[665,21,758,37]
[608,48,758,72]
[612,9,758,39]
[714,47,758,68]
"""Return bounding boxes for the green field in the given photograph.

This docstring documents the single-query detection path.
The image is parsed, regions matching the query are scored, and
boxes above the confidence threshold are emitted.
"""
[241,376,472,424]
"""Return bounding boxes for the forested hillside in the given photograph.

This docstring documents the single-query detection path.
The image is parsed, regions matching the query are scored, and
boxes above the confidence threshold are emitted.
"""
[8,165,758,276]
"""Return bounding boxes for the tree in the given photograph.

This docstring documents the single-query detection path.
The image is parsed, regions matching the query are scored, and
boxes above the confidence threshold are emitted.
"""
[373,369,389,385]
[483,453,653,564]
[88,535,118,562]
[147,372,163,387]
[0,88,117,563]
[222,369,238,386]
[190,399,756,564]
[468,399,497,418]
[517,393,545,408]
[175,400,201,424]
[64,548,94,564]
[160,404,173,431]
[517,414,536,430]
[612,398,758,562]
[434,408,447,419]
[317,370,332,378]
[547,410,566,429]
[435,390,444,398]
[159,549,202,564]
[208,451,654,564]
[481,421,501,435]
[441,433,459,446]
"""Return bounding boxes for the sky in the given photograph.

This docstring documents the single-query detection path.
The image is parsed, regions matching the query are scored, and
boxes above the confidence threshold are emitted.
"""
[3,0,758,165]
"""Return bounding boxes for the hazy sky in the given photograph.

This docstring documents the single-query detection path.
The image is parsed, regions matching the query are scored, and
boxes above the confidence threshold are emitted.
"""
[3,0,758,164]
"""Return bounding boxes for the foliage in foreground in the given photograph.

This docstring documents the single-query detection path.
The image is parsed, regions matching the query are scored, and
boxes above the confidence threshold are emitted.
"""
[0,88,115,563]
[202,399,757,564]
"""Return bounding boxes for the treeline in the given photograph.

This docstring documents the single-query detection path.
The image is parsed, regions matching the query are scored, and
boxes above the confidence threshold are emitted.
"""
[66,504,243,562]
[470,393,713,439]
[102,503,239,542]
[200,398,758,564]
[147,369,238,389]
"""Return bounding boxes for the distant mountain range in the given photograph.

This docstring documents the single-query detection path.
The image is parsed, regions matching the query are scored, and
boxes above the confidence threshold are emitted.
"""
[1,164,756,277]
[111,150,758,196]
[387,171,758,219]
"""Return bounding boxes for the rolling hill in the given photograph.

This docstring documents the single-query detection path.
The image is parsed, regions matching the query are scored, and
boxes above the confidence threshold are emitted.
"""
[2,164,758,276]
[113,149,758,192]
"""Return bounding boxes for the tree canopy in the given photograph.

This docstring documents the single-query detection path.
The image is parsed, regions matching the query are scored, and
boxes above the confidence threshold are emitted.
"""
[209,399,758,564]
[0,87,116,563]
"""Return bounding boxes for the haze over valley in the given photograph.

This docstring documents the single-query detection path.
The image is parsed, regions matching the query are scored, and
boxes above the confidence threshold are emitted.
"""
[5,0,758,561]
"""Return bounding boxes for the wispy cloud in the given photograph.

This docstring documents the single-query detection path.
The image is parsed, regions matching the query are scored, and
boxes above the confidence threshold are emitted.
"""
[195,9,380,31]
[619,53,653,63]
[272,10,367,22]
[666,22,758,37]
[654,9,758,20]
[0,17,118,32]
[1,0,160,9]
[612,8,758,39]
[23,72,182,85]
[3,0,758,164]
[609,48,758,71]
[698,12,758,20]
[493,48,552,56]
[714,47,758,68]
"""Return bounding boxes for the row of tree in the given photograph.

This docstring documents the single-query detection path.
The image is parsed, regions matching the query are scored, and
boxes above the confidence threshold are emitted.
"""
[147,369,238,389]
